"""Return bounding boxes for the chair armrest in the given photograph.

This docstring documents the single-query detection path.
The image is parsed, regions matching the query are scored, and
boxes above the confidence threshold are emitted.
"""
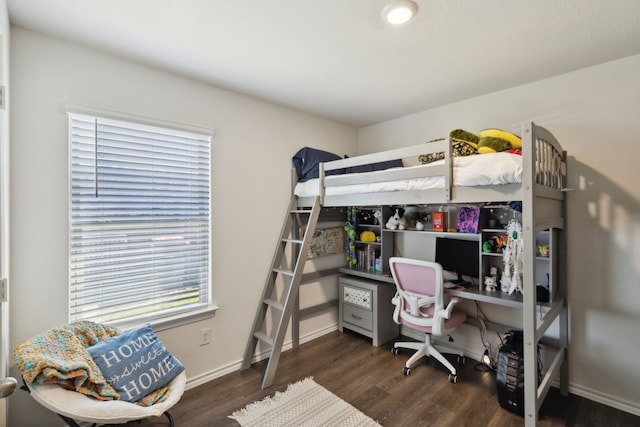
[395,291,435,317]
[438,296,461,319]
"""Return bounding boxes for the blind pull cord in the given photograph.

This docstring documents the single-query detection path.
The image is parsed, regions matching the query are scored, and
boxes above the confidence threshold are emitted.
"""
[94,117,99,198]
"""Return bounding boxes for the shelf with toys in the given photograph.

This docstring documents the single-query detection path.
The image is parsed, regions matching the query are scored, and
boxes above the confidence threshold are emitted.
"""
[344,206,393,277]
[341,203,557,307]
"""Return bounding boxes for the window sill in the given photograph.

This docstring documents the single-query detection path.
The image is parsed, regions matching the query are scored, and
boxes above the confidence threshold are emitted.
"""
[108,304,219,332]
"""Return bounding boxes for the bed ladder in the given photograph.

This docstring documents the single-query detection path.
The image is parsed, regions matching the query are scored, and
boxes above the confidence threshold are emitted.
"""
[241,195,321,388]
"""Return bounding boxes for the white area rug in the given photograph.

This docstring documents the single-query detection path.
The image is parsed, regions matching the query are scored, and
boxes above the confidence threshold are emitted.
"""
[230,377,381,426]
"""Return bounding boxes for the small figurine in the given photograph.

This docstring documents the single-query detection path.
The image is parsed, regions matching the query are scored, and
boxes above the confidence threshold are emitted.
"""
[373,210,382,225]
[485,266,499,292]
[494,235,509,253]
[484,276,497,292]
[538,244,550,257]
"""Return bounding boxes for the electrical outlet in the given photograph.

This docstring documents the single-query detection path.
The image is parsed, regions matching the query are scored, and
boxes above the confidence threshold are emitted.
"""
[199,328,211,346]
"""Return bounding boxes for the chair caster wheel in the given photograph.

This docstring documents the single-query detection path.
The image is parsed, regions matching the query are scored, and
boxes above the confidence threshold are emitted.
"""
[391,347,399,355]
[402,367,411,376]
[448,374,458,383]
[457,355,466,365]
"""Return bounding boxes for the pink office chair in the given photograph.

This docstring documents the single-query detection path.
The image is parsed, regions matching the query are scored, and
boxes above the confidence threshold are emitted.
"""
[389,257,467,383]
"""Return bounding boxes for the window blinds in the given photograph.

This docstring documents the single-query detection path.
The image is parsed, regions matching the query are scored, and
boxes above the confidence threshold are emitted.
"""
[69,113,211,323]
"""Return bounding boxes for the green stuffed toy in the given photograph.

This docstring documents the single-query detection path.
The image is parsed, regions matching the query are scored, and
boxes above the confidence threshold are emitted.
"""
[449,128,479,148]
[477,129,522,154]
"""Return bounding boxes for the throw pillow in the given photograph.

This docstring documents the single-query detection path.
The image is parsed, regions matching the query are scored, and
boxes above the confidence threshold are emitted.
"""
[87,323,184,402]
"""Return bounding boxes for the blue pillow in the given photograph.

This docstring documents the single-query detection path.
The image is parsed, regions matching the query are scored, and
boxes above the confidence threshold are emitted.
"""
[292,147,343,182]
[87,323,184,402]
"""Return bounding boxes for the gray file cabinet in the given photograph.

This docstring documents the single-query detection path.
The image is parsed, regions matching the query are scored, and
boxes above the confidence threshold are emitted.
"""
[338,276,398,346]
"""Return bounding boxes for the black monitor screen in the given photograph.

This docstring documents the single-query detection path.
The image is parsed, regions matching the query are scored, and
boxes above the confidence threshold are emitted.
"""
[435,237,479,283]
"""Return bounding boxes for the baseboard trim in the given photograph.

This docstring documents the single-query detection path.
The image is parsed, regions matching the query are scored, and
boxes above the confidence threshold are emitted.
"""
[568,383,640,417]
[185,323,339,390]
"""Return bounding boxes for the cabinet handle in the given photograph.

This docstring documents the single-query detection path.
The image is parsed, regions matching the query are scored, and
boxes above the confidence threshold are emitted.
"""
[351,314,363,320]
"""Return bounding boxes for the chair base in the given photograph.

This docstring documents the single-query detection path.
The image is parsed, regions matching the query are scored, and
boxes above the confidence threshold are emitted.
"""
[393,334,464,379]
[57,411,174,427]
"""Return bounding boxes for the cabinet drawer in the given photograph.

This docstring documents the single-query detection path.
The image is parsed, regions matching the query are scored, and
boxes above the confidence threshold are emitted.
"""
[343,285,372,310]
[342,304,373,331]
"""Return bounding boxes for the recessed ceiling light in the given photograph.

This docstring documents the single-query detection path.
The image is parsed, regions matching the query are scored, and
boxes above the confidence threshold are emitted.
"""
[382,0,419,25]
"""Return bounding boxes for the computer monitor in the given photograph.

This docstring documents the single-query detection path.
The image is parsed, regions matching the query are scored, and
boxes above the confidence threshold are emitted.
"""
[435,237,479,285]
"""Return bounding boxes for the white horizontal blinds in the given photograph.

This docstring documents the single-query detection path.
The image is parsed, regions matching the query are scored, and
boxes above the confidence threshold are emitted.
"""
[69,113,211,323]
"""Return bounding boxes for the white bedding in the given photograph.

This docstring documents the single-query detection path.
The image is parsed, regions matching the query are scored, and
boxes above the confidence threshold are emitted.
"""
[294,152,522,197]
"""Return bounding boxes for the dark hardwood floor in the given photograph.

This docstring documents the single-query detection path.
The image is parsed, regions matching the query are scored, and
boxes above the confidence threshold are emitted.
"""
[124,330,639,427]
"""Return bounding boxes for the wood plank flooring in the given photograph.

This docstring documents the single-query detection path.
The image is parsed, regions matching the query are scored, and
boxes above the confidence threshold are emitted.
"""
[123,330,639,427]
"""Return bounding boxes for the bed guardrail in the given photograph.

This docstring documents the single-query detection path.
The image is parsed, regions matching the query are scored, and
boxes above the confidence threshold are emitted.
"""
[317,139,452,204]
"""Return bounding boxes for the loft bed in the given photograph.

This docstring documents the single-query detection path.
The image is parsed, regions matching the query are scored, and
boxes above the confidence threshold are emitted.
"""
[294,122,565,215]
[290,121,568,426]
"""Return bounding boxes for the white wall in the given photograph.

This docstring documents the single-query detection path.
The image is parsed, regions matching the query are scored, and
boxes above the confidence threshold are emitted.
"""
[359,54,640,415]
[8,27,356,426]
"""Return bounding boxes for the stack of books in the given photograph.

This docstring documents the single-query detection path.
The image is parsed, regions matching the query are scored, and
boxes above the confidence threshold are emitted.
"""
[356,244,381,273]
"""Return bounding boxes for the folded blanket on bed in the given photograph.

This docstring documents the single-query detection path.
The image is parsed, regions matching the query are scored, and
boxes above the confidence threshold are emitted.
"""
[14,320,170,406]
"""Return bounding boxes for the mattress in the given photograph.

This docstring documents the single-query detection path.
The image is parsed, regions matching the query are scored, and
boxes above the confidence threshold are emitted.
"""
[294,152,522,198]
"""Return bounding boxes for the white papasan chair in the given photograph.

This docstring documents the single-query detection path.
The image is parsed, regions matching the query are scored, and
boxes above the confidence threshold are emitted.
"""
[15,321,186,427]
[25,371,186,427]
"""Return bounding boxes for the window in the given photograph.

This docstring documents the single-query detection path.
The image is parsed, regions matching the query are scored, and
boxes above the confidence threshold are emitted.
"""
[69,112,211,324]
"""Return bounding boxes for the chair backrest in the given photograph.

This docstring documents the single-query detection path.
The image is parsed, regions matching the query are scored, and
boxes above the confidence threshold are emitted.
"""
[389,257,446,334]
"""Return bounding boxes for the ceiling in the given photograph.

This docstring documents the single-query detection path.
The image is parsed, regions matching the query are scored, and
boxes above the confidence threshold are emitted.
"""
[7,0,640,127]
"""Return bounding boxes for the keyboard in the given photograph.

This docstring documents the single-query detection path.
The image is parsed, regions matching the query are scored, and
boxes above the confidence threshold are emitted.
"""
[444,281,471,289]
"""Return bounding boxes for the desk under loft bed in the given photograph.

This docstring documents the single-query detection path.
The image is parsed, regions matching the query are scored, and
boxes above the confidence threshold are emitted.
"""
[244,122,568,426]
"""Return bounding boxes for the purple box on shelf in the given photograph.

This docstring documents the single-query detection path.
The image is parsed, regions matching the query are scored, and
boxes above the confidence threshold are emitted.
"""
[456,206,481,233]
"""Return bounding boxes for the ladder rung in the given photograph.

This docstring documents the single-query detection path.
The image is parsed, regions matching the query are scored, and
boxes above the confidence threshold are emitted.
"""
[263,298,284,311]
[282,238,303,244]
[273,268,294,276]
[254,331,274,347]
[290,209,310,214]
